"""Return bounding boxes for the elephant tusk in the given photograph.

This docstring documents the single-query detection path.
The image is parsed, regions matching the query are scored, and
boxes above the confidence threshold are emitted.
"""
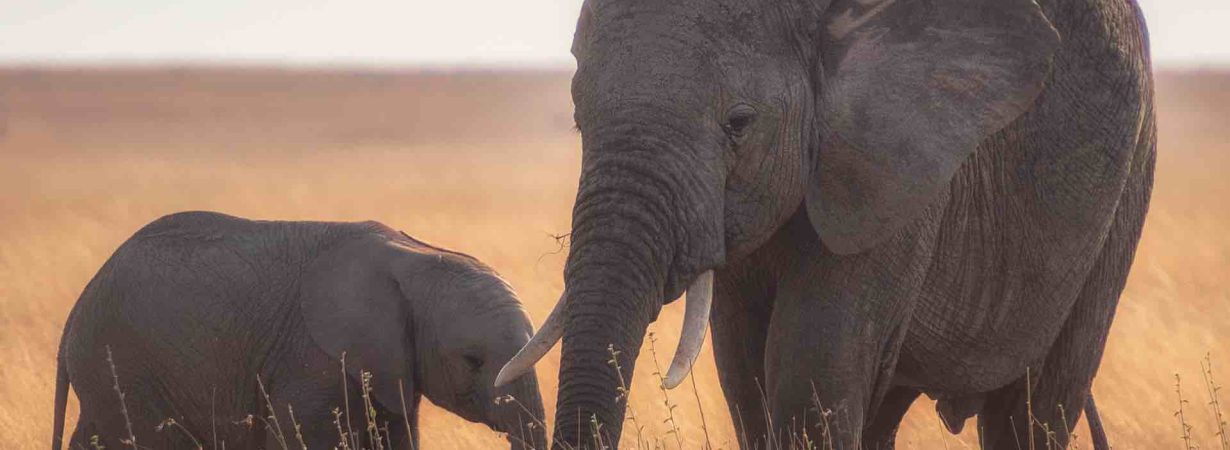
[495,291,566,387]
[663,270,714,389]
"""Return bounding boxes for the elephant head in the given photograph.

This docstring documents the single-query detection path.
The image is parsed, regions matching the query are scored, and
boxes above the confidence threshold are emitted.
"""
[304,237,547,450]
[499,0,1058,446]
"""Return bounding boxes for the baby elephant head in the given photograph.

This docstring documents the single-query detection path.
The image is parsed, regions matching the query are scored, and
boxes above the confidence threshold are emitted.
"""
[302,235,546,450]
[415,265,548,450]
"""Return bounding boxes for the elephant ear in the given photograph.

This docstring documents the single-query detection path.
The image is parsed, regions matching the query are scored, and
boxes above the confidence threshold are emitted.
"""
[301,239,415,410]
[806,0,1059,254]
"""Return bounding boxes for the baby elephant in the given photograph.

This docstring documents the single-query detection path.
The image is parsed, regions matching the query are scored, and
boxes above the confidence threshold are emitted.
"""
[52,211,546,450]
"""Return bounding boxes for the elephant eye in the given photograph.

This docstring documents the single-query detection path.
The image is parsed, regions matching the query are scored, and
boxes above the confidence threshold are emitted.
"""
[463,354,483,371]
[723,104,758,140]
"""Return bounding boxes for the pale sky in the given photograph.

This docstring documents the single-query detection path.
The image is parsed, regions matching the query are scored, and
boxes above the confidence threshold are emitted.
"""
[0,0,1225,68]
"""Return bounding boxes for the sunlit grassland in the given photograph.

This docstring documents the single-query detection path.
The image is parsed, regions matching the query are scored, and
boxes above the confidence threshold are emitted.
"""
[1,68,1226,449]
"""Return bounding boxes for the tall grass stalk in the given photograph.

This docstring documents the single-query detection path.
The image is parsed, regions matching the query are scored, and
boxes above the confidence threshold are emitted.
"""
[360,371,386,450]
[688,372,714,450]
[341,352,358,450]
[104,345,138,450]
[808,381,834,450]
[155,417,203,449]
[332,408,354,450]
[1176,373,1197,450]
[1203,354,1230,450]
[256,375,290,450]
[1026,367,1037,450]
[286,405,308,450]
[399,380,418,450]
[607,343,645,450]
[646,332,684,449]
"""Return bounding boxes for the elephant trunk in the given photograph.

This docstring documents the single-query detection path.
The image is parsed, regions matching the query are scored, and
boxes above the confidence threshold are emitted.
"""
[490,374,548,450]
[552,218,665,448]
[549,137,723,448]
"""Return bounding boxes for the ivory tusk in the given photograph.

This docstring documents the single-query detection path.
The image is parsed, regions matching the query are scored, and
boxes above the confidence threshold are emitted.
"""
[494,292,566,387]
[662,270,714,389]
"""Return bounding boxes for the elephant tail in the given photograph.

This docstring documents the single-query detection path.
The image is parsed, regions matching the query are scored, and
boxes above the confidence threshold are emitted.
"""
[51,347,69,450]
[1085,392,1110,450]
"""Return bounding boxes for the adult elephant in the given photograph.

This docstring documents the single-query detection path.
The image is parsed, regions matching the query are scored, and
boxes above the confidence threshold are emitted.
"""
[499,0,1154,448]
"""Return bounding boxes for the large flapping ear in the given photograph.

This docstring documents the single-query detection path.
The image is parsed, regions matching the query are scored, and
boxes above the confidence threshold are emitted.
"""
[301,239,414,410]
[807,0,1059,254]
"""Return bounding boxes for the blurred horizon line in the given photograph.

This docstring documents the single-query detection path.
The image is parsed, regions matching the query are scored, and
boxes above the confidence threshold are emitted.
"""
[0,59,576,73]
[2,59,1228,73]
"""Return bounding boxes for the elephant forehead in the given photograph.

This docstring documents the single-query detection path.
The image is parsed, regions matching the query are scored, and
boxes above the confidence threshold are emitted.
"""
[578,0,781,46]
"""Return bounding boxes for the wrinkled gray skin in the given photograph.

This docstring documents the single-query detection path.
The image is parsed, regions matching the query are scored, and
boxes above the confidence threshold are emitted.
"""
[52,212,546,450]
[545,0,1154,448]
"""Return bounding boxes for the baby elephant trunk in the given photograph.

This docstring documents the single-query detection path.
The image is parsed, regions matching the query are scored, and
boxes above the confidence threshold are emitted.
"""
[490,375,547,450]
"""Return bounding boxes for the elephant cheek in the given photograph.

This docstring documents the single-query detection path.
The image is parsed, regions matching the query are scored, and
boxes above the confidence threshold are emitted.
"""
[723,146,808,260]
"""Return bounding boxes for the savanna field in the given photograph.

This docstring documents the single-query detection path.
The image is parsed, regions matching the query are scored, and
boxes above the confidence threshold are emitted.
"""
[1,68,1227,449]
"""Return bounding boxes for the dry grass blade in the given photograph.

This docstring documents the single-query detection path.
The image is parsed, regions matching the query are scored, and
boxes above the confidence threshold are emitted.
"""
[156,417,203,450]
[688,371,713,450]
[606,343,644,450]
[1058,403,1076,450]
[399,380,418,450]
[1176,373,1197,450]
[360,371,386,450]
[646,333,683,449]
[809,381,834,450]
[340,352,358,450]
[1027,367,1037,450]
[286,405,308,450]
[495,393,550,450]
[104,346,138,450]
[256,375,290,450]
[332,408,354,450]
[1203,354,1230,450]
[211,387,219,450]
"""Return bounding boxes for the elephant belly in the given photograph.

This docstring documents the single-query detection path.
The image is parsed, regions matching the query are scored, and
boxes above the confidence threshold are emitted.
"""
[893,152,1126,393]
[892,41,1147,388]
[64,249,308,445]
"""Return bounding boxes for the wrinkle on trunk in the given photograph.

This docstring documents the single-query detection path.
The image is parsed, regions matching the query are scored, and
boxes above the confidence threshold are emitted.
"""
[555,240,670,443]
[552,160,682,448]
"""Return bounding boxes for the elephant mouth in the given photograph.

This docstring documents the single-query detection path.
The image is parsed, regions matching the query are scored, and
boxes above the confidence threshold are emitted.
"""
[493,269,715,389]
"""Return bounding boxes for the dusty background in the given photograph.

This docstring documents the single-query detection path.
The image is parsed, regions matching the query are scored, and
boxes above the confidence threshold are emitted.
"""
[1,68,1226,449]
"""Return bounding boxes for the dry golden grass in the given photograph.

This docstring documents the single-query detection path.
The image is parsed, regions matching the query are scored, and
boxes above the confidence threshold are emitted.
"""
[1,68,1226,449]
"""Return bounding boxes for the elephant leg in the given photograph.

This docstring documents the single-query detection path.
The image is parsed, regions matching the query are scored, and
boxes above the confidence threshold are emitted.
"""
[764,285,911,450]
[710,267,774,449]
[862,387,921,450]
[763,208,942,450]
[266,376,357,448]
[264,347,374,448]
[764,285,870,450]
[978,145,1153,450]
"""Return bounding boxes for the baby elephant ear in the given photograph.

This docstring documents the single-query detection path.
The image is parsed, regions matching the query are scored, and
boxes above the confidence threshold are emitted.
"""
[807,0,1059,254]
[301,239,414,410]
